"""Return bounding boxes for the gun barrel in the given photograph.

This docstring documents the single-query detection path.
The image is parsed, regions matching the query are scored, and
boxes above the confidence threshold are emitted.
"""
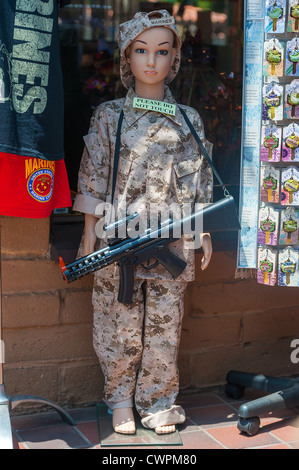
[59,252,108,283]
[104,212,138,239]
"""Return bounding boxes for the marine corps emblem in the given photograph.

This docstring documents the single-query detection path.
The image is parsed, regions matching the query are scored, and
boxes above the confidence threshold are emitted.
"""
[27,168,54,202]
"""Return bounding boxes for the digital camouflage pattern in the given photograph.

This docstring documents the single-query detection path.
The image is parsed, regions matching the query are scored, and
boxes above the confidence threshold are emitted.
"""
[92,276,188,425]
[116,10,182,89]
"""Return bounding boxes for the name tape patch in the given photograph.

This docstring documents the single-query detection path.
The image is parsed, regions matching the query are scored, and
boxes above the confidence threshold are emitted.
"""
[150,17,175,26]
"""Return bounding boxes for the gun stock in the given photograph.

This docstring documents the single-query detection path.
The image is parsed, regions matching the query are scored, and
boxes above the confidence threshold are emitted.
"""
[202,195,240,232]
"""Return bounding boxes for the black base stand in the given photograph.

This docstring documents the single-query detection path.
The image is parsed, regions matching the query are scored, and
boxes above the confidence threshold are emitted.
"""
[225,370,299,436]
[0,218,75,449]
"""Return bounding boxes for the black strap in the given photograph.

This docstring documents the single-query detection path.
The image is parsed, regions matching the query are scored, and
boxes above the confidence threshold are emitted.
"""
[111,110,124,205]
[179,106,229,196]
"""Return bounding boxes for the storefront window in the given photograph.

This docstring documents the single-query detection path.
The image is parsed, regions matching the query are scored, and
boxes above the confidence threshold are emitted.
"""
[52,1,243,257]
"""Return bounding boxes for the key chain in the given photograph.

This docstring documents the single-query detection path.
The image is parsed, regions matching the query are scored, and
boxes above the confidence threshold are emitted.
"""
[283,216,298,243]
[289,37,299,74]
[268,1,284,32]
[258,247,277,286]
[285,124,299,159]
[283,168,299,203]
[267,39,282,75]
[264,88,281,119]
[259,249,275,284]
[280,247,297,285]
[290,1,299,30]
[283,123,299,161]
[260,207,277,244]
[260,258,274,284]
[263,173,278,202]
[287,90,299,116]
[280,206,299,245]
[285,133,299,159]
[264,132,279,160]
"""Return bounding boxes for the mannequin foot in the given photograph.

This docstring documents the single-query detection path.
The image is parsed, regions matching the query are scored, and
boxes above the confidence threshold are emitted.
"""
[155,424,176,434]
[113,407,136,434]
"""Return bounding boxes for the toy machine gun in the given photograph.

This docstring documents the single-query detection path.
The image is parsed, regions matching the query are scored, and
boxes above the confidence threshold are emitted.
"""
[59,196,240,304]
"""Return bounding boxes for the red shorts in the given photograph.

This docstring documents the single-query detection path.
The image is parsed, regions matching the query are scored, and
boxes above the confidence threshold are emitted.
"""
[0,152,72,218]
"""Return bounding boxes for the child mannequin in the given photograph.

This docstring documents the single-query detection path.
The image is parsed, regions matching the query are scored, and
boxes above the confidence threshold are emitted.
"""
[73,10,213,435]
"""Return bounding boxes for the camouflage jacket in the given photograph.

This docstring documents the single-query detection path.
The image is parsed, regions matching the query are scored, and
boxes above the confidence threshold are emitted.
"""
[73,86,213,281]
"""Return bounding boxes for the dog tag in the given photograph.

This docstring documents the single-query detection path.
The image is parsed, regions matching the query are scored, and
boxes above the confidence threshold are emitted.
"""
[283,217,298,243]
[264,134,279,160]
[268,2,284,31]
[267,47,282,75]
[263,175,278,202]
[285,133,299,159]
[260,259,274,284]
[291,3,299,30]
[280,259,296,284]
[265,91,281,119]
[283,178,299,202]
[287,91,299,116]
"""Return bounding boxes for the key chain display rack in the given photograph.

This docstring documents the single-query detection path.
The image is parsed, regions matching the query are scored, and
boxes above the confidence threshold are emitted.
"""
[258,0,299,287]
[238,0,299,288]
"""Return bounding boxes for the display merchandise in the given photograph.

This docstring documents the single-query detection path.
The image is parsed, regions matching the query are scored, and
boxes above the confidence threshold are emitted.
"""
[258,0,299,286]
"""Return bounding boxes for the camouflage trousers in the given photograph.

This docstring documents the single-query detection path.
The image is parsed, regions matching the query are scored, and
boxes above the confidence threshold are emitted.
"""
[92,274,188,428]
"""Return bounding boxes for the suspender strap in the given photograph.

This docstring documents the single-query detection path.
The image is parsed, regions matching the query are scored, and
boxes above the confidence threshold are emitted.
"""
[111,109,124,205]
[179,106,229,196]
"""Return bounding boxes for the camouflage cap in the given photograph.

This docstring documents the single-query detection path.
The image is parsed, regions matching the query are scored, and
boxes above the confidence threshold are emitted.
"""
[116,10,182,89]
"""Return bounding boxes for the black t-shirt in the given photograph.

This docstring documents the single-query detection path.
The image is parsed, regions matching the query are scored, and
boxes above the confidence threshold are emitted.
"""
[0,0,70,160]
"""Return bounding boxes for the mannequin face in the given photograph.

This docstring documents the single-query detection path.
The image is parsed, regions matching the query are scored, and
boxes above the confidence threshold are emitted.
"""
[126,27,176,92]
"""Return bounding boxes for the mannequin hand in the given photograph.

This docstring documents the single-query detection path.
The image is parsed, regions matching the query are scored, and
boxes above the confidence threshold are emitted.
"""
[200,233,212,270]
[83,214,98,256]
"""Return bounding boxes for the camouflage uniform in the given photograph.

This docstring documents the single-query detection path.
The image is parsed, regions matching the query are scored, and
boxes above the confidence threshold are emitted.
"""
[73,10,213,429]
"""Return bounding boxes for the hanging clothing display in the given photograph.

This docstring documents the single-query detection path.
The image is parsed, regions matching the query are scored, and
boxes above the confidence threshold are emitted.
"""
[0,0,71,217]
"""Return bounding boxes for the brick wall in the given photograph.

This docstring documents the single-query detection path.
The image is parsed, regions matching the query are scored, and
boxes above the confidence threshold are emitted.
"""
[1,216,103,410]
[1,216,298,412]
